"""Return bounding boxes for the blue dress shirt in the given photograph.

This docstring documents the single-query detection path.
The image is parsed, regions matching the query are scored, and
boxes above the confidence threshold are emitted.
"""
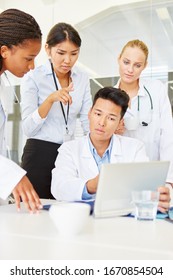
[82,135,113,200]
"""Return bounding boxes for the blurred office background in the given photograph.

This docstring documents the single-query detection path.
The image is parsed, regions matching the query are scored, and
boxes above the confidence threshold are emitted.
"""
[0,0,173,163]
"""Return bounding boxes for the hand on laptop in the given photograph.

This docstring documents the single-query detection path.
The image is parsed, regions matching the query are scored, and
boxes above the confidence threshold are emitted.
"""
[86,175,99,194]
[157,186,170,213]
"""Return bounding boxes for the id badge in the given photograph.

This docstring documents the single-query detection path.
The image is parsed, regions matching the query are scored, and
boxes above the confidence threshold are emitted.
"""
[63,127,73,142]
[63,132,72,142]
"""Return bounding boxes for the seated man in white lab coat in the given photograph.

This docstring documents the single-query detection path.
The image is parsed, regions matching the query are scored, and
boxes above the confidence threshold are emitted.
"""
[51,87,170,213]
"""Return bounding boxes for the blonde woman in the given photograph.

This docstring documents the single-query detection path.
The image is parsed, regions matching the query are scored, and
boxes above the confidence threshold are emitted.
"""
[115,39,173,187]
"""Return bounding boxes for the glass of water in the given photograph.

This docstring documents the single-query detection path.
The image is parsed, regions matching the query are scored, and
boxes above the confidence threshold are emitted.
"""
[131,190,159,221]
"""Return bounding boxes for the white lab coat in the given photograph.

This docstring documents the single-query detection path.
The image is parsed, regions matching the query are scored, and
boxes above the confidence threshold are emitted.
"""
[0,155,26,200]
[115,78,173,183]
[0,77,8,155]
[0,77,26,200]
[51,134,149,201]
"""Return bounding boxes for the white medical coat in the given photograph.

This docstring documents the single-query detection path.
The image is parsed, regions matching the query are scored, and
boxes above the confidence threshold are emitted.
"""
[0,77,26,200]
[51,134,149,201]
[115,78,173,183]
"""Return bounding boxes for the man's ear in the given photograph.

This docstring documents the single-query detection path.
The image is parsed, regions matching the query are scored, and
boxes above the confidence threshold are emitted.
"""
[88,108,92,119]
[0,45,10,58]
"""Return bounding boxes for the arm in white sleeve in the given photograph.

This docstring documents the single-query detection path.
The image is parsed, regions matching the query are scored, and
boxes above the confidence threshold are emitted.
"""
[20,74,46,137]
[51,144,88,201]
[0,155,26,200]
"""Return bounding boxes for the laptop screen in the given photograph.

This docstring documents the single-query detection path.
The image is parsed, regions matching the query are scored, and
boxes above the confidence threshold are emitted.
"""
[94,161,170,218]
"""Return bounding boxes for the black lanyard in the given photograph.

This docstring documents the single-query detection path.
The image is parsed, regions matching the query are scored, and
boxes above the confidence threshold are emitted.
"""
[50,61,69,134]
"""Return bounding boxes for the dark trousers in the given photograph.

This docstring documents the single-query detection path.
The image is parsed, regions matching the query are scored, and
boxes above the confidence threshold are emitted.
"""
[21,139,61,199]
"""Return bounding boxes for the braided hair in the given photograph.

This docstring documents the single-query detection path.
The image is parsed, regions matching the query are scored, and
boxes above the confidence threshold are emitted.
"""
[0,8,42,70]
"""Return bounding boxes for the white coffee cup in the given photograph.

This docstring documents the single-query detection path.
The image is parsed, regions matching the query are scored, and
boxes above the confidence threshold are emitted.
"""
[49,202,90,236]
[124,117,139,131]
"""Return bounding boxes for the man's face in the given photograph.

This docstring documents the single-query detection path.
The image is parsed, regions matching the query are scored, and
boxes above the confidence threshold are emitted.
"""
[88,98,122,143]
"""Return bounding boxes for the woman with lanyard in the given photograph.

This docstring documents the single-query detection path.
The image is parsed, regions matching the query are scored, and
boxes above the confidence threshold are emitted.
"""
[0,8,42,212]
[115,39,173,188]
[20,22,92,199]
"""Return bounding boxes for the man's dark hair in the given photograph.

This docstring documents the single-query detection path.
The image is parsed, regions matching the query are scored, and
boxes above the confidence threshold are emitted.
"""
[92,87,129,119]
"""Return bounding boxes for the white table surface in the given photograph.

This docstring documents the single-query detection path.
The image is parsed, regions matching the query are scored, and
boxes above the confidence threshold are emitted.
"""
[0,200,173,260]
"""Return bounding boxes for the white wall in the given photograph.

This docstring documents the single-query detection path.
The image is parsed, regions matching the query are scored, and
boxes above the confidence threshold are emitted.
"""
[0,0,145,25]
[0,0,146,68]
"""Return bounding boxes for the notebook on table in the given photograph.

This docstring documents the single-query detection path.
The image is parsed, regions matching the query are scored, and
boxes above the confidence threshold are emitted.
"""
[93,161,170,218]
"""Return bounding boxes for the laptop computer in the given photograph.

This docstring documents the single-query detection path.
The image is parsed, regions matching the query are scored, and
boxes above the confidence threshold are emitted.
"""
[93,161,170,218]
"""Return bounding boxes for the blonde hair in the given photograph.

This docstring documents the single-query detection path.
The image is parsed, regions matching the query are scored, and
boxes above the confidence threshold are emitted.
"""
[119,39,149,62]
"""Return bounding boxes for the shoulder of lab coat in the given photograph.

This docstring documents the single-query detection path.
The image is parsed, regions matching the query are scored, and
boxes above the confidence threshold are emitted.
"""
[0,155,26,200]
[51,135,148,201]
[111,134,149,162]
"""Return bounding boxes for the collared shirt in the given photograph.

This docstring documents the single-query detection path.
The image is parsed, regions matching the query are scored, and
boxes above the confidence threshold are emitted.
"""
[20,59,92,144]
[82,134,113,200]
